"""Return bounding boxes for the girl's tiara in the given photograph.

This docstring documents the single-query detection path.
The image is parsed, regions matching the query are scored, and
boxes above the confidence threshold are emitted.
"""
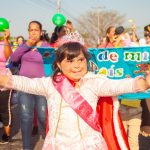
[58,31,85,47]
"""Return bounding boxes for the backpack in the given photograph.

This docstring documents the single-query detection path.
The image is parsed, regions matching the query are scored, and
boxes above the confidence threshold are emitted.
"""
[6,61,20,75]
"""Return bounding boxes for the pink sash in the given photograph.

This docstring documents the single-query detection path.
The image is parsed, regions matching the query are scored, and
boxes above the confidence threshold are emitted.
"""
[52,75,101,132]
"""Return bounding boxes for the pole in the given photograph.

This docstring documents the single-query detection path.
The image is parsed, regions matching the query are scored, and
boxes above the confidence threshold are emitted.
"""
[97,10,100,45]
[91,6,105,45]
[56,0,61,12]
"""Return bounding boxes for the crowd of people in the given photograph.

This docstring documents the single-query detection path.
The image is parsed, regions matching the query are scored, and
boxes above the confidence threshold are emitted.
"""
[98,23,150,150]
[0,20,150,150]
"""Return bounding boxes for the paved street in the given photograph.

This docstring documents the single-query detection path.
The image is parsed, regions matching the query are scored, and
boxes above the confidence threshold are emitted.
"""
[0,104,44,150]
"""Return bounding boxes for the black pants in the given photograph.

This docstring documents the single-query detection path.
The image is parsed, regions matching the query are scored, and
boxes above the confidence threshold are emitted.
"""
[139,134,150,150]
[0,90,12,126]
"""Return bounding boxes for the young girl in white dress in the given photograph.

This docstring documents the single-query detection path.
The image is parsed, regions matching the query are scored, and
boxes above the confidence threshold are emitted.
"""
[0,41,150,150]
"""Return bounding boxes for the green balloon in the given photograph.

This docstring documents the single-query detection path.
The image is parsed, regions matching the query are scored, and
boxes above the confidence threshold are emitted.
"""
[52,13,66,27]
[0,18,9,32]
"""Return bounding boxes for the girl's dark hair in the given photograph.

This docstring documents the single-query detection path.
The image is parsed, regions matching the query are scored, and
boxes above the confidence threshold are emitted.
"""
[144,24,150,32]
[41,30,50,42]
[28,20,42,31]
[115,26,124,35]
[50,25,65,44]
[52,42,90,82]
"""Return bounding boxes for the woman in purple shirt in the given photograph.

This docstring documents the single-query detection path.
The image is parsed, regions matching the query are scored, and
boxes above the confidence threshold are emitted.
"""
[10,21,49,150]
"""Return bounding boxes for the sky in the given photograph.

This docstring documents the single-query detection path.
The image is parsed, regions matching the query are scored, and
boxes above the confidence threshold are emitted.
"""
[0,0,150,39]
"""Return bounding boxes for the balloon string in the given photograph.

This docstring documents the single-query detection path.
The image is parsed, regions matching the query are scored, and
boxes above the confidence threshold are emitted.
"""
[0,43,55,51]
[0,43,37,49]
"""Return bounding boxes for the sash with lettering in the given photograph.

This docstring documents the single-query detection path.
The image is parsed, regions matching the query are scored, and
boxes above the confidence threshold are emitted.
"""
[52,75,130,150]
[52,75,101,132]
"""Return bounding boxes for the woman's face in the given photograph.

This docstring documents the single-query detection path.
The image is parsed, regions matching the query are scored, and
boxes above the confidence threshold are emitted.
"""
[57,51,88,82]
[57,27,67,38]
[107,27,115,38]
[28,23,41,42]
[17,37,24,45]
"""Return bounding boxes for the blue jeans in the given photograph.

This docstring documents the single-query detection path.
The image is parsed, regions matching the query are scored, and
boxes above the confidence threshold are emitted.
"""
[18,92,47,150]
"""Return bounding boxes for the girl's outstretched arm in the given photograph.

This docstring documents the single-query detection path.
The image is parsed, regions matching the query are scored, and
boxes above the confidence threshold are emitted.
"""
[91,72,150,97]
[0,75,53,98]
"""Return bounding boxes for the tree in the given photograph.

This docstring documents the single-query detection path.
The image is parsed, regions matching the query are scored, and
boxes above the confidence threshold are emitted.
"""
[76,9,126,47]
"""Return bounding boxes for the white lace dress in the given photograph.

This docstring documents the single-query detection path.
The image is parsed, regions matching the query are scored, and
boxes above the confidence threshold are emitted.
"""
[8,72,141,150]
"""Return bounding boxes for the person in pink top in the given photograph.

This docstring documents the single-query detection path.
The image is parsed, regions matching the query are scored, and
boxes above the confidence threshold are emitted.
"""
[99,26,116,48]
[100,26,131,48]
[0,41,150,150]
[114,26,131,47]
[50,25,67,48]
[0,29,12,144]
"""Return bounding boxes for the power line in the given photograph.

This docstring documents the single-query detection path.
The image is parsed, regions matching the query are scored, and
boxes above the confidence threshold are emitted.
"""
[41,0,79,23]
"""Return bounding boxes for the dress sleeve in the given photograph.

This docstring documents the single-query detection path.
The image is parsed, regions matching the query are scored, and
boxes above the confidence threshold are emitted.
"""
[5,75,54,98]
[93,75,144,97]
